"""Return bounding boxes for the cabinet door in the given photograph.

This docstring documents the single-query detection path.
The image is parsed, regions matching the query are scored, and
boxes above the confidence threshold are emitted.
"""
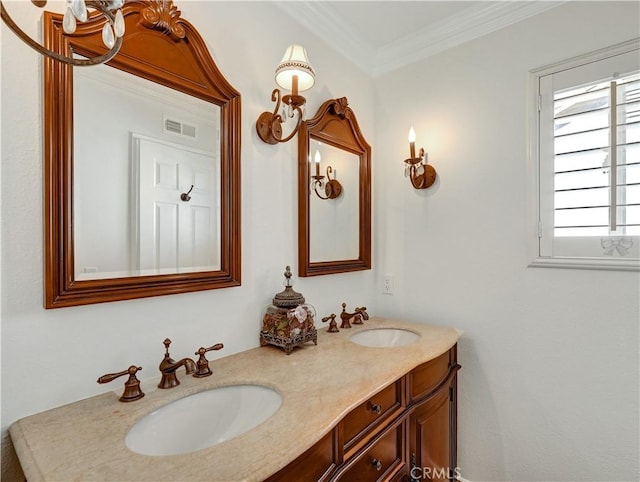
[408,381,456,482]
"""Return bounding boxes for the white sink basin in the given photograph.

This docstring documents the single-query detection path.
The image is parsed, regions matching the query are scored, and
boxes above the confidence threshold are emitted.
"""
[350,328,420,348]
[125,384,282,456]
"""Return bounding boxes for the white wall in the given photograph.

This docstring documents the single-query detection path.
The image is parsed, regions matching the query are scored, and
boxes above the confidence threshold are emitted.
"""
[1,2,375,480]
[2,2,639,482]
[374,2,639,481]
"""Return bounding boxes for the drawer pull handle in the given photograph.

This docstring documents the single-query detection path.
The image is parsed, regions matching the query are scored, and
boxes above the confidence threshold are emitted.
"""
[370,403,382,414]
[372,458,383,471]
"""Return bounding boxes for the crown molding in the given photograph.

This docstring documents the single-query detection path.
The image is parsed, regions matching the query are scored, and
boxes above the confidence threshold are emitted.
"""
[275,1,567,77]
[274,1,377,74]
[373,1,567,76]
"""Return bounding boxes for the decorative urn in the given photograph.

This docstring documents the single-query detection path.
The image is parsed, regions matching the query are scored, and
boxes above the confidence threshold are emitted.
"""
[260,266,318,354]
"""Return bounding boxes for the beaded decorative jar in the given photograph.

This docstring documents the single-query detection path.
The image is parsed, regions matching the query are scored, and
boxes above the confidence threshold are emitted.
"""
[260,266,317,354]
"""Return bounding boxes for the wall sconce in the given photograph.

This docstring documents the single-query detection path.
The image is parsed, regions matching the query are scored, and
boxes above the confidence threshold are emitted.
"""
[1,0,125,66]
[310,149,342,200]
[404,126,437,189]
[256,44,316,144]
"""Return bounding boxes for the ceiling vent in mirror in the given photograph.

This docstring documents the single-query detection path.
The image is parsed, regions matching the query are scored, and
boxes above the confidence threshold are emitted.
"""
[163,116,197,139]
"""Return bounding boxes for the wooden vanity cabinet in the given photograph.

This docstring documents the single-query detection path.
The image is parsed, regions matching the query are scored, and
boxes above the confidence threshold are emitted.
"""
[408,346,460,482]
[266,346,459,482]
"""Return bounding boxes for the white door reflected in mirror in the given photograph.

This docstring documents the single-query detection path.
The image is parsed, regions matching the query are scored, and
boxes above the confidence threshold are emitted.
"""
[73,63,221,280]
[135,135,220,276]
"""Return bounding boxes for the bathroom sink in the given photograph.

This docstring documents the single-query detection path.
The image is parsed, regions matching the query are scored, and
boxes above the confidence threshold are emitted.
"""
[350,328,420,348]
[125,384,282,456]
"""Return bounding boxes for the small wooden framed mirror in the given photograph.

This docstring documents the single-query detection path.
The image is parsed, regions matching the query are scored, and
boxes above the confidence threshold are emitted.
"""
[43,0,241,308]
[298,97,371,276]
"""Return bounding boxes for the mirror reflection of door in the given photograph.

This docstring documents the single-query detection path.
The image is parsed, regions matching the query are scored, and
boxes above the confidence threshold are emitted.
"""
[134,135,219,274]
[72,63,221,280]
[309,140,360,262]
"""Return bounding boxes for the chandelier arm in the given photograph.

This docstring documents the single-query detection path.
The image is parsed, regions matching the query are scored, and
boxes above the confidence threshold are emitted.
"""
[1,0,122,66]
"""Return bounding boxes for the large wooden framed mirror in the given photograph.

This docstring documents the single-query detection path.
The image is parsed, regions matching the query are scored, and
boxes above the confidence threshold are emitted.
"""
[43,0,241,308]
[298,97,371,276]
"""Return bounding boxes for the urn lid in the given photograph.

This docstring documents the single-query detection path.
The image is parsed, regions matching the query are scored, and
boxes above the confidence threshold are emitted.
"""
[272,266,305,308]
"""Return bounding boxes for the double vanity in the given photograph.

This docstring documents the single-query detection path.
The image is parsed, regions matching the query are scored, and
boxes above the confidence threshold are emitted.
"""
[15,2,462,480]
[10,318,460,481]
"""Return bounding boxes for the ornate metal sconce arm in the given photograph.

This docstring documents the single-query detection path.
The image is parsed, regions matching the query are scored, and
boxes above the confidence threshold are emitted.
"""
[256,89,305,144]
[404,148,436,190]
[312,166,343,200]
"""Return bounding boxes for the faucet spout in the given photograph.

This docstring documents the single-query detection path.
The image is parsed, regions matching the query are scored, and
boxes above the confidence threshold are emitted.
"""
[161,357,196,374]
[158,339,196,389]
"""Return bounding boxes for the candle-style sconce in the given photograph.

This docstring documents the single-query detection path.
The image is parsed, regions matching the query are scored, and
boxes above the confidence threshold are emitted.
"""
[404,126,437,189]
[310,149,342,200]
[256,44,315,144]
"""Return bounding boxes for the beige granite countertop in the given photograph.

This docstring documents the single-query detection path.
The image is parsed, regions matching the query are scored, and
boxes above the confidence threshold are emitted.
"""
[10,317,460,482]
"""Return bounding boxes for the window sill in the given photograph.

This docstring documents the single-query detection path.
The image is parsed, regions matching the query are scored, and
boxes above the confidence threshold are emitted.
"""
[529,256,640,272]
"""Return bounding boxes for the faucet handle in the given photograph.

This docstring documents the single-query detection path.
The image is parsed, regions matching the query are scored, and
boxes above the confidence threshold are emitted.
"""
[163,338,172,355]
[322,314,339,333]
[97,365,144,402]
[355,306,369,321]
[193,343,224,378]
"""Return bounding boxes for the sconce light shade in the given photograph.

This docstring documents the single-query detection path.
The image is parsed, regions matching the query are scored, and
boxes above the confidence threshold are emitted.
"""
[256,44,315,145]
[275,44,316,93]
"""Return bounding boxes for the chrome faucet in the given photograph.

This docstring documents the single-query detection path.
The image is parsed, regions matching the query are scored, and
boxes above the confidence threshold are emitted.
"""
[158,338,196,389]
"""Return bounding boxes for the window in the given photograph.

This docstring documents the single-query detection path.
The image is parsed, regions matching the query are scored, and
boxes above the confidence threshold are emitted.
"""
[531,39,640,270]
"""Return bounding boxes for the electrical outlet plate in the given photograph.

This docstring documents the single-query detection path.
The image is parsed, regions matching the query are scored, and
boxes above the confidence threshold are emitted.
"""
[383,274,393,294]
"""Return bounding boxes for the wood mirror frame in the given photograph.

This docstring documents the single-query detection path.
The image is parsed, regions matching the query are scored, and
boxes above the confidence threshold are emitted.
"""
[298,97,371,276]
[43,0,241,308]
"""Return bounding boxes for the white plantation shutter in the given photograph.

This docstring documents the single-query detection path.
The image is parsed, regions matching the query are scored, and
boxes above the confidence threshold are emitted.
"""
[533,40,640,270]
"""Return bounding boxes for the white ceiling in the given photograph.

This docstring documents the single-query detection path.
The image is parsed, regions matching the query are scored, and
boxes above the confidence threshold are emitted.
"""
[275,1,566,77]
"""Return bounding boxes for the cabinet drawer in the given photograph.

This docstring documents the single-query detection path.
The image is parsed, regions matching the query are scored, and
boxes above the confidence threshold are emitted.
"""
[409,349,453,402]
[342,379,404,453]
[337,420,405,482]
